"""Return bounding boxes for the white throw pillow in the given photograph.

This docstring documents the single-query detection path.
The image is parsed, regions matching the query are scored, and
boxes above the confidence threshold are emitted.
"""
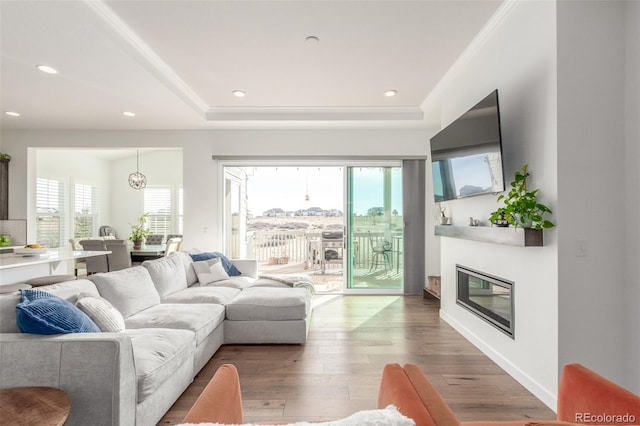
[192,259,230,285]
[75,292,125,332]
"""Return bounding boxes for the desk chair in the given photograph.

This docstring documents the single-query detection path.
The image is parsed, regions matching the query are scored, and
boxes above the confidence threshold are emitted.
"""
[69,238,86,276]
[79,240,108,274]
[146,234,164,245]
[164,238,182,256]
[104,239,132,271]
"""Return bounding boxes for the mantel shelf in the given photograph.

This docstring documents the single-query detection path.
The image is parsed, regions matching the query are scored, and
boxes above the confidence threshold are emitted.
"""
[434,225,543,247]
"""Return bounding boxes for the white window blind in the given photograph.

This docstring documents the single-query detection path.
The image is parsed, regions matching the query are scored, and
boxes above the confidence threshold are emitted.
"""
[144,187,172,236]
[36,178,66,247]
[74,184,99,238]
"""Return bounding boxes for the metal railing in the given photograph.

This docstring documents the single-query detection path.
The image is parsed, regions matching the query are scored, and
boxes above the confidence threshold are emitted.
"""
[247,230,402,269]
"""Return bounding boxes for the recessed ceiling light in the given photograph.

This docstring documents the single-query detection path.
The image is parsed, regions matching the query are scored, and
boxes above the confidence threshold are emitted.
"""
[4,111,20,117]
[305,36,319,44]
[232,90,246,98]
[384,90,398,97]
[123,111,136,117]
[36,65,58,74]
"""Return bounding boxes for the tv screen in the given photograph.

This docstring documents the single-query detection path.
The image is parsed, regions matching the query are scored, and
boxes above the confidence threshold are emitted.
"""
[430,90,505,202]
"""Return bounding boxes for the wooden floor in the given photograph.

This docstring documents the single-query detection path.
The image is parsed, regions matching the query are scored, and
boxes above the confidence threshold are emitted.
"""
[158,295,555,424]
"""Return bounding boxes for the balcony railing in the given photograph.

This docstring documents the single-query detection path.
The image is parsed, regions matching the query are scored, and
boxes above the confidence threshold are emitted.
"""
[246,229,402,269]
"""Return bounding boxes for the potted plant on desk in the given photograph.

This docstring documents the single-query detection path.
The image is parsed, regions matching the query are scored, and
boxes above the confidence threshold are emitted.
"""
[129,214,150,250]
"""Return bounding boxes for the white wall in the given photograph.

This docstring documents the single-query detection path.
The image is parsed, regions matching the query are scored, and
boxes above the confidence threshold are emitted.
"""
[425,1,559,408]
[109,149,182,239]
[557,0,636,392]
[1,129,429,253]
[624,0,640,394]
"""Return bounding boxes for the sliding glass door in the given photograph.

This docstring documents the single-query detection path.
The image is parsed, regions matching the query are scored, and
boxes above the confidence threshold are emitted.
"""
[346,166,403,291]
[221,162,403,293]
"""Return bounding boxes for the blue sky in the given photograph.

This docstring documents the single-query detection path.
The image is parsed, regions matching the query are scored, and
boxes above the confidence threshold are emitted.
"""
[245,166,402,216]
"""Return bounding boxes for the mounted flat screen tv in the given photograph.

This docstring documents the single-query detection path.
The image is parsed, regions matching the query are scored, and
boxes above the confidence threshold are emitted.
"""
[430,90,505,202]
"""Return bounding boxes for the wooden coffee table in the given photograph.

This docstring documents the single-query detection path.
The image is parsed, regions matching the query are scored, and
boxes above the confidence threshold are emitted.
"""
[0,387,71,425]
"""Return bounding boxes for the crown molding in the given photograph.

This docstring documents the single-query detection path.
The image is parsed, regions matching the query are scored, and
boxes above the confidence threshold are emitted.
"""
[85,0,209,115]
[420,0,520,113]
[206,107,424,122]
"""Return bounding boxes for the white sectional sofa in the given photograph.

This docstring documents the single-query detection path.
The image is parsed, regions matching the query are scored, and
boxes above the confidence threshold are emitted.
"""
[0,252,313,426]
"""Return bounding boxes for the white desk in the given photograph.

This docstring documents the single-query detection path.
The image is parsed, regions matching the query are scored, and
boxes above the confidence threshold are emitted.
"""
[0,249,109,286]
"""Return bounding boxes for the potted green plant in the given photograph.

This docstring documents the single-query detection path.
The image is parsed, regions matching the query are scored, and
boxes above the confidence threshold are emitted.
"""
[489,164,555,231]
[129,214,150,249]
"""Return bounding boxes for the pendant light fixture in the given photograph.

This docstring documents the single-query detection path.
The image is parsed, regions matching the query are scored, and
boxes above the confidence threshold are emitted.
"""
[304,168,310,201]
[128,150,147,190]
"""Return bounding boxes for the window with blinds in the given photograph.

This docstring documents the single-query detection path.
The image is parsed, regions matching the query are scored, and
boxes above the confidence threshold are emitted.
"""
[74,184,99,238]
[36,178,66,247]
[144,187,172,236]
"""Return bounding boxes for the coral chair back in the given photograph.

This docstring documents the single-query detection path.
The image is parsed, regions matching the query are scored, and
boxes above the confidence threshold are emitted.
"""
[557,363,640,425]
[182,364,243,424]
[378,363,460,426]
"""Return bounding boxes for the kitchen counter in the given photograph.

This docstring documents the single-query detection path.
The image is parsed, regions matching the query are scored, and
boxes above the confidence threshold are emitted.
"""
[0,249,109,285]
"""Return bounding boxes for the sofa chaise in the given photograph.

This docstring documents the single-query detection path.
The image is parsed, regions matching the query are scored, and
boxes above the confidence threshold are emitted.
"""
[0,252,313,426]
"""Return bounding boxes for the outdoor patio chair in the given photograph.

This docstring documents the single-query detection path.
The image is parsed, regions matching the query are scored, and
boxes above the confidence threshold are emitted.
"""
[368,231,392,272]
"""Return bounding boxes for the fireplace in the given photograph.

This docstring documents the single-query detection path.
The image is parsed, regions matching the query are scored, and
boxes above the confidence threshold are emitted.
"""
[456,265,514,338]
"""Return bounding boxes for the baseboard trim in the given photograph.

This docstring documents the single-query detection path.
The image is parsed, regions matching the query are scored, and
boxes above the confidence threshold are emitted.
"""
[440,309,557,411]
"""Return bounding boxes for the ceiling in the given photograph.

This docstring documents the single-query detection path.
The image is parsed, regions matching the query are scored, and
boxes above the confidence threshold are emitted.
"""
[0,0,502,131]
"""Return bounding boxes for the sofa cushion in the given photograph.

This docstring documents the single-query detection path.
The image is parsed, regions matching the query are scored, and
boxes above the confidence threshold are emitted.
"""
[126,328,195,402]
[161,286,241,305]
[192,259,230,285]
[75,293,125,332]
[16,289,100,334]
[142,255,188,297]
[0,279,98,333]
[205,276,256,290]
[89,266,160,319]
[125,303,225,345]
[225,287,310,321]
[189,252,241,276]
[171,252,198,286]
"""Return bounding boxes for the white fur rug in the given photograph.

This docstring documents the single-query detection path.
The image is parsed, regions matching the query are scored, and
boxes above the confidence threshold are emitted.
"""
[177,405,415,426]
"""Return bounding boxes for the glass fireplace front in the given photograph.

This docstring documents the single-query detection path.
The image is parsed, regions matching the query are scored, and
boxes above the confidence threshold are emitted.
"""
[456,265,514,338]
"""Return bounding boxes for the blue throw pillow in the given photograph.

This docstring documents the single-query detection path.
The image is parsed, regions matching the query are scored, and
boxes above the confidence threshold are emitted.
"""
[189,251,241,276]
[16,289,100,335]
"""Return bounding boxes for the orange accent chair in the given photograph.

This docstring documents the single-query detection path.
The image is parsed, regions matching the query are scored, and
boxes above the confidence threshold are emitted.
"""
[183,363,640,426]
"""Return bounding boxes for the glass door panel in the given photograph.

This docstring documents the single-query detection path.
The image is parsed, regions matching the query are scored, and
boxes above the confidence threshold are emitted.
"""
[224,168,247,259]
[347,166,403,290]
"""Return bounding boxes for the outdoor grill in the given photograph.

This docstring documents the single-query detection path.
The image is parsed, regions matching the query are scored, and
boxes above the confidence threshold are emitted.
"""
[321,230,343,272]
